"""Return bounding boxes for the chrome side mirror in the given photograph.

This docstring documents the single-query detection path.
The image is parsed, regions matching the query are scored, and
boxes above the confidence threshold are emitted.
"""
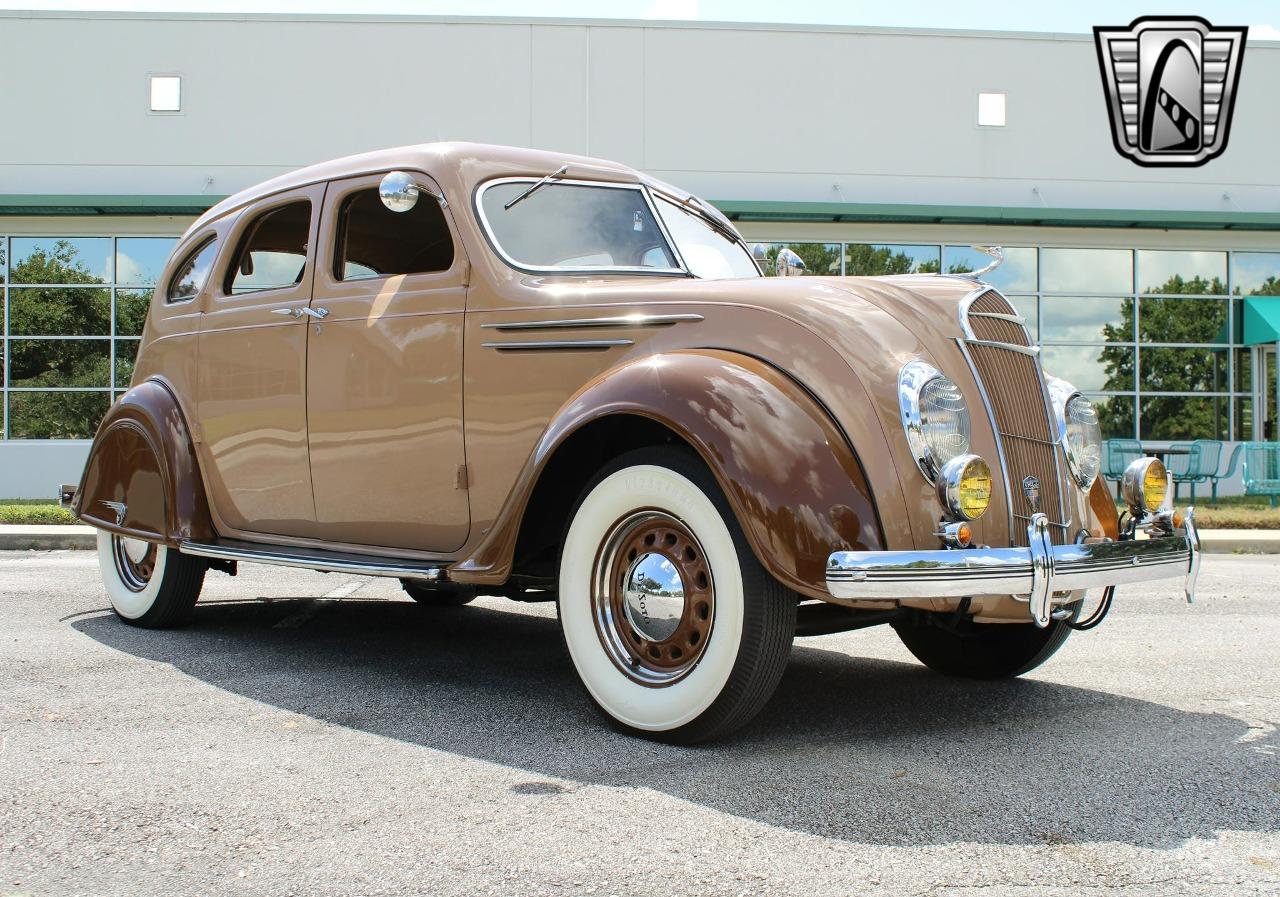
[775,247,806,277]
[379,171,448,212]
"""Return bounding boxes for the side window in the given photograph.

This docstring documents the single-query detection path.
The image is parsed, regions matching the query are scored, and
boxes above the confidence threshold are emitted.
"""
[166,237,218,303]
[226,200,312,295]
[335,185,454,280]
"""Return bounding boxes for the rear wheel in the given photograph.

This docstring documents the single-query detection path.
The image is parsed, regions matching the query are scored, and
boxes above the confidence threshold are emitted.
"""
[892,612,1073,679]
[399,579,477,606]
[558,447,796,744]
[96,530,206,628]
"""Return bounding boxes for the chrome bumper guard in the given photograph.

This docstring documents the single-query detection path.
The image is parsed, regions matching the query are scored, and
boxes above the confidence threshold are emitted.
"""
[826,509,1201,628]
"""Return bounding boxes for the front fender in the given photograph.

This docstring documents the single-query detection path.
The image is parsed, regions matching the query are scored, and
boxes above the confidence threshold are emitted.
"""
[450,349,883,599]
[73,379,213,545]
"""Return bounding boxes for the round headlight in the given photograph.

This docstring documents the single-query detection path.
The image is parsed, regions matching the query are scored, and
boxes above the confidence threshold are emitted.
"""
[900,361,972,481]
[937,454,993,521]
[1046,376,1102,490]
[1122,457,1168,514]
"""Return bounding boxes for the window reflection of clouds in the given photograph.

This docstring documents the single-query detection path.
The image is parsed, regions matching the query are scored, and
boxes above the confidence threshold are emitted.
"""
[1137,250,1226,294]
[116,238,177,287]
[1041,248,1132,293]
[1040,296,1130,342]
[11,237,113,283]
[1041,345,1131,392]
[1231,252,1280,294]
[943,246,1037,291]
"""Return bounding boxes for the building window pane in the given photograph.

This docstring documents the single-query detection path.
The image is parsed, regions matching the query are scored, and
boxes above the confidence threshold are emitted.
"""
[10,237,112,285]
[8,340,110,388]
[116,238,177,287]
[0,238,7,284]
[149,75,181,112]
[7,391,110,439]
[1235,348,1252,392]
[1140,347,1230,393]
[114,339,140,388]
[1091,394,1136,439]
[1042,345,1132,392]
[1235,398,1253,441]
[115,289,152,336]
[1041,296,1132,342]
[1232,252,1280,295]
[942,246,1036,291]
[1140,395,1228,440]
[755,243,840,276]
[1006,294,1038,341]
[1138,250,1226,294]
[8,287,111,336]
[844,243,939,275]
[1138,296,1229,344]
[1040,248,1132,293]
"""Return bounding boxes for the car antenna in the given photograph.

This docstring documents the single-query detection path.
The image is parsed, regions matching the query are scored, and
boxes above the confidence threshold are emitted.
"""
[504,164,570,210]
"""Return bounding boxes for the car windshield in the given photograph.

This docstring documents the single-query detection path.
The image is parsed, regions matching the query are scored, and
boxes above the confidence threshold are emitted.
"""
[653,197,761,280]
[479,181,680,272]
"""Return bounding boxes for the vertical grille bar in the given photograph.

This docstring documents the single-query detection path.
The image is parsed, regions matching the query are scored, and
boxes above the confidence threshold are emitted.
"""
[963,290,1068,546]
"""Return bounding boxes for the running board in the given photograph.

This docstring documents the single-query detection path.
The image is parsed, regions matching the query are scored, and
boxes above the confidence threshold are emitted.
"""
[178,539,446,582]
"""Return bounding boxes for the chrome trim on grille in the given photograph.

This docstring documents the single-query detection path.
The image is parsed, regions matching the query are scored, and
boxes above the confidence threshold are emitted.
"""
[482,313,703,331]
[960,337,1041,357]
[481,339,634,351]
[968,311,1026,325]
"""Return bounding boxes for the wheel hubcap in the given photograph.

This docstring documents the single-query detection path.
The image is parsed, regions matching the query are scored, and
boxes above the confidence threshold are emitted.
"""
[112,535,157,592]
[592,512,714,686]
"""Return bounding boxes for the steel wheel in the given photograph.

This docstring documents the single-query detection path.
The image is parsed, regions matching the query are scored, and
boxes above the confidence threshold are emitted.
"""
[111,536,157,592]
[592,511,715,686]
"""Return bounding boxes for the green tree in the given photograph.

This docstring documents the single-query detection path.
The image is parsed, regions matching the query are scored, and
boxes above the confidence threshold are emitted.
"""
[1098,273,1229,439]
[6,241,114,438]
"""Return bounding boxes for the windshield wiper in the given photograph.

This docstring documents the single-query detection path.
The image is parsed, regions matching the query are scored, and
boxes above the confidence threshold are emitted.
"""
[682,194,744,244]
[504,164,569,211]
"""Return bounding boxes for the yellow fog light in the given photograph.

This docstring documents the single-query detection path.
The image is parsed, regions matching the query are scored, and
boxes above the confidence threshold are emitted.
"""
[1121,457,1168,514]
[937,454,992,521]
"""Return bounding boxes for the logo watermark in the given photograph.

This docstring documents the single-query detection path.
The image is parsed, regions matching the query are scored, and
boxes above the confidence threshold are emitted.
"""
[1094,16,1247,167]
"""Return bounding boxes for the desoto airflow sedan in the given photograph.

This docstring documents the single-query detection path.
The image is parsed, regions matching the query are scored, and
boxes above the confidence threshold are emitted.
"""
[62,143,1201,743]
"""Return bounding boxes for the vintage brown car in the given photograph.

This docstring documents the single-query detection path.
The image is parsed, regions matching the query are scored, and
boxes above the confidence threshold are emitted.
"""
[63,142,1201,743]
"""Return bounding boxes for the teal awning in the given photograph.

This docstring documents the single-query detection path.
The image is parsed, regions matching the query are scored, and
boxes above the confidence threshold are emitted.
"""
[1243,296,1280,346]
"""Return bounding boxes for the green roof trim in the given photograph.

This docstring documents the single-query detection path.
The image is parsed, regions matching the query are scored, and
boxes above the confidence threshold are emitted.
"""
[710,199,1280,231]
[0,194,226,216]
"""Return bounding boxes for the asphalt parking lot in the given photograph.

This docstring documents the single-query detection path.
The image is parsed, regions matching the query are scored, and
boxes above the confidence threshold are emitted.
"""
[1,550,1277,897]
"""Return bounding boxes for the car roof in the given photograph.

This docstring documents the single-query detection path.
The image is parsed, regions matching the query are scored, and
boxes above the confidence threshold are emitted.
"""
[185,141,645,238]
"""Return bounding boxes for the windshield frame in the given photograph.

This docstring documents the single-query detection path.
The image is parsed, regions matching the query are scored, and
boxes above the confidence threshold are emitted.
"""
[474,176,691,277]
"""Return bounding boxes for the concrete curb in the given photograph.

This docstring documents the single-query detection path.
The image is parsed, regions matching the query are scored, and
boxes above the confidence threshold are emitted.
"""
[2,524,1279,554]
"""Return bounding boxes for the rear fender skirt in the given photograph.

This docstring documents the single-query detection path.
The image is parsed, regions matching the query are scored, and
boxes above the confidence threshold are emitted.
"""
[73,379,213,545]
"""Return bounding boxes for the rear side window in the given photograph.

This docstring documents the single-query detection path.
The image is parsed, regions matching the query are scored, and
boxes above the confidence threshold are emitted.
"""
[226,201,311,295]
[335,186,454,280]
[167,237,219,303]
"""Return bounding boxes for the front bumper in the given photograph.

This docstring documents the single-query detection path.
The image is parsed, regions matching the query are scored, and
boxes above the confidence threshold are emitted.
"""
[826,509,1201,628]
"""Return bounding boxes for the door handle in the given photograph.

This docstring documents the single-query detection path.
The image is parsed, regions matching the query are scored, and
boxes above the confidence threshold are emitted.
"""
[271,307,304,318]
[301,307,330,319]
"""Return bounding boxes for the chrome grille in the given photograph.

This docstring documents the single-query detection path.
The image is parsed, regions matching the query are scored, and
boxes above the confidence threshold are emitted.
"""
[962,290,1068,546]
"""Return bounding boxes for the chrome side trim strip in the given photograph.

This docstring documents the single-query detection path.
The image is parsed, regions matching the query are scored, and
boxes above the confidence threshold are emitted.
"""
[179,541,445,582]
[960,337,1041,357]
[481,313,703,331]
[481,339,634,351]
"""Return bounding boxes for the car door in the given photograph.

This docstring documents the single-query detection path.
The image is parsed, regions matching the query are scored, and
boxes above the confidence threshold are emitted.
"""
[305,171,469,552]
[195,184,324,538]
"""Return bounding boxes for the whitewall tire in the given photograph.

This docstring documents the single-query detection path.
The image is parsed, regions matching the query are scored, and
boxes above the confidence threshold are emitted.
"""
[96,529,206,628]
[558,447,796,743]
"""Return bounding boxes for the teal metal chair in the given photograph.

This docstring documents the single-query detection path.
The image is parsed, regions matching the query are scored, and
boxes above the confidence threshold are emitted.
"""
[1189,439,1222,502]
[1207,442,1242,504]
[1243,442,1280,509]
[1166,442,1204,502]
[1103,438,1144,499]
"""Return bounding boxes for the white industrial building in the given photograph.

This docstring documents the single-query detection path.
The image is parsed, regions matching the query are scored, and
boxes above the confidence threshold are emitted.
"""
[1,9,1278,496]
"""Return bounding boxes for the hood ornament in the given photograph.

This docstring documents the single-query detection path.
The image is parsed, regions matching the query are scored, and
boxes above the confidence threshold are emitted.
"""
[1021,476,1042,514]
[967,245,1004,279]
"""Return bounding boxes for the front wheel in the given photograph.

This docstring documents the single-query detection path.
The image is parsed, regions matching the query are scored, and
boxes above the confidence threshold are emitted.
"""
[96,530,206,628]
[558,447,796,744]
[892,612,1073,679]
